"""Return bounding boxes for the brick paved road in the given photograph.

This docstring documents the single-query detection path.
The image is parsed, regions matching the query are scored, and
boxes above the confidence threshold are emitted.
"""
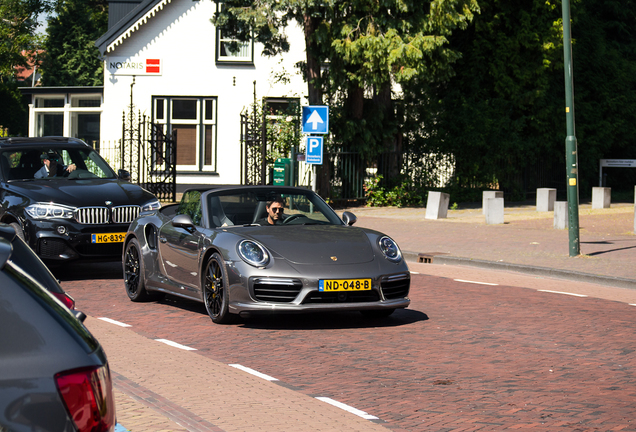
[59,262,636,431]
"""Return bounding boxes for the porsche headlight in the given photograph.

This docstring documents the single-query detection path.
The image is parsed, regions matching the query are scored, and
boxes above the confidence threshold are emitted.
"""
[141,199,161,212]
[237,240,270,267]
[379,236,402,263]
[25,203,75,220]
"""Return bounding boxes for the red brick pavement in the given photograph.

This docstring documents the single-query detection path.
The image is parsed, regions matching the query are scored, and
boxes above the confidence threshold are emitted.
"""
[63,265,636,431]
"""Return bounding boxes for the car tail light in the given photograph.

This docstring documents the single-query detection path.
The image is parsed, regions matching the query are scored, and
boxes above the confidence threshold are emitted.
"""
[55,365,115,432]
[52,291,75,310]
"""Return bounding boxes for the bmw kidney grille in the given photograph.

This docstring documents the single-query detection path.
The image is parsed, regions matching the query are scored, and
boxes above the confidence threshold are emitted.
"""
[74,205,140,224]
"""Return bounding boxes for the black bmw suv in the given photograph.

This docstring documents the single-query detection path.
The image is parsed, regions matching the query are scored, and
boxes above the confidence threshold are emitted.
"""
[0,137,160,263]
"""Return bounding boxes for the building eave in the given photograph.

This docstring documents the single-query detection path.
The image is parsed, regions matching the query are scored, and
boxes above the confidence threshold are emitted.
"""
[95,0,173,55]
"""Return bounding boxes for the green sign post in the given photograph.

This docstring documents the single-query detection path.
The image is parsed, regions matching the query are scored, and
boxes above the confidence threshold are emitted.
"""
[562,0,580,257]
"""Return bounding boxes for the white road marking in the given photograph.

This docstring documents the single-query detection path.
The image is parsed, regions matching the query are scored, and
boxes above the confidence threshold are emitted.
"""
[155,339,197,351]
[316,397,379,420]
[410,271,420,274]
[454,279,499,286]
[630,304,636,307]
[538,290,588,297]
[98,317,131,327]
[228,364,278,381]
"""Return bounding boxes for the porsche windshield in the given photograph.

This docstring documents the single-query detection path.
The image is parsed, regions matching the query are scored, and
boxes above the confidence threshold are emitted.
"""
[1,147,117,181]
[204,189,343,227]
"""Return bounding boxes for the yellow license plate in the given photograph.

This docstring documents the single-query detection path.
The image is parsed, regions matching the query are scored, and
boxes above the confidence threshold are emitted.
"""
[319,279,372,292]
[91,233,126,243]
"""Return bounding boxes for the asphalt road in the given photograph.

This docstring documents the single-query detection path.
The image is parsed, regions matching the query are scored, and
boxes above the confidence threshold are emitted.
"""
[56,260,636,431]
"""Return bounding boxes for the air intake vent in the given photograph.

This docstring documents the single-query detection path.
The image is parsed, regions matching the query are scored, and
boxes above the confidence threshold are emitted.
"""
[112,205,140,223]
[381,273,410,299]
[75,207,109,224]
[252,278,302,303]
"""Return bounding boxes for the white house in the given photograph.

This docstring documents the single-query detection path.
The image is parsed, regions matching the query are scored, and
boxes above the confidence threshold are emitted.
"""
[94,0,308,187]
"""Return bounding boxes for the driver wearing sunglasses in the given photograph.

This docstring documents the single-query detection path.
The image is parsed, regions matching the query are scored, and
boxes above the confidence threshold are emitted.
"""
[256,197,286,225]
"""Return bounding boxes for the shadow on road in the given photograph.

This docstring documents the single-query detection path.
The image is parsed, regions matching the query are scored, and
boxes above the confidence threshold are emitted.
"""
[157,295,428,329]
[51,261,122,281]
[237,308,429,330]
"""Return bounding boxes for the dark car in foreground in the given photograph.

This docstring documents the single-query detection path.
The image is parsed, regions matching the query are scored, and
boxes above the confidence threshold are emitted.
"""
[0,137,160,263]
[123,185,410,324]
[0,222,75,309]
[0,235,116,431]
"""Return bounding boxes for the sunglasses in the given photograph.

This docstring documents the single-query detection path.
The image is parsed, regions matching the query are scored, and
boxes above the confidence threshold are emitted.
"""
[270,207,284,213]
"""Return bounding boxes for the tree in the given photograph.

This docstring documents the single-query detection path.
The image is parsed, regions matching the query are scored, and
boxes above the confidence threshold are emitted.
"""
[40,0,107,86]
[0,0,52,78]
[0,0,52,135]
[214,1,479,196]
[214,1,477,143]
[569,0,636,195]
[407,0,567,199]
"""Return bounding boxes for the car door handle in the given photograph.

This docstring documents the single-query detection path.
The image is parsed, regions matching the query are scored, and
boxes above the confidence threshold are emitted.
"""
[159,237,167,243]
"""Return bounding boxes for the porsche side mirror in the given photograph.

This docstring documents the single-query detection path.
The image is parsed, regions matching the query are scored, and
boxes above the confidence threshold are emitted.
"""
[342,211,357,226]
[118,169,131,181]
[172,214,195,230]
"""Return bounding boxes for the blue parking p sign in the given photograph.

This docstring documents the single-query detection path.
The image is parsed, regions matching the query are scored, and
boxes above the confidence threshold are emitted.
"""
[306,136,323,165]
[302,106,329,134]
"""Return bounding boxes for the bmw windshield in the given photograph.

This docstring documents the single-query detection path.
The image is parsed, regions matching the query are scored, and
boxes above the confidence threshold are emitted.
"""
[1,146,117,181]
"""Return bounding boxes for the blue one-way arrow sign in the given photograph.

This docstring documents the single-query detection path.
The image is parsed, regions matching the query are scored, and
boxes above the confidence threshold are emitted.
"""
[302,106,329,134]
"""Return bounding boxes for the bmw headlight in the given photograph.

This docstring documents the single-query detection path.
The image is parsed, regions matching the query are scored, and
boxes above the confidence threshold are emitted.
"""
[237,240,270,267]
[25,203,75,220]
[379,236,402,263]
[141,199,161,212]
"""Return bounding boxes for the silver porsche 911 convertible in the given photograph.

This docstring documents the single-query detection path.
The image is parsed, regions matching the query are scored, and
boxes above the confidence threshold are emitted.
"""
[123,186,410,324]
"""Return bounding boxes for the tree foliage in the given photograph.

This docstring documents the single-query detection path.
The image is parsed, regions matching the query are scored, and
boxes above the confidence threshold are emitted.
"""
[0,0,51,135]
[413,0,636,199]
[0,0,51,78]
[408,0,565,199]
[40,0,107,86]
[214,0,479,158]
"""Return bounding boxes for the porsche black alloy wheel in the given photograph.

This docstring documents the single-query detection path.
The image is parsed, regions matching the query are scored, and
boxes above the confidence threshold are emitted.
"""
[123,238,151,302]
[203,253,233,324]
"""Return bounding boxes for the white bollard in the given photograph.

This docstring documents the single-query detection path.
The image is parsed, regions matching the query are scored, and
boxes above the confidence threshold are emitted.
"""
[536,188,557,212]
[592,187,611,209]
[482,191,503,214]
[554,201,568,229]
[485,197,504,224]
[425,191,450,220]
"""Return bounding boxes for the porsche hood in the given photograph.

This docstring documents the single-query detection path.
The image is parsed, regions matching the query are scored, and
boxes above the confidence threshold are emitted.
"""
[237,225,377,265]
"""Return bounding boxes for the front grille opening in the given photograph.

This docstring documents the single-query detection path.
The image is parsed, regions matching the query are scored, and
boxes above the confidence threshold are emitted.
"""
[303,290,380,304]
[75,207,109,224]
[381,274,410,299]
[112,205,140,223]
[73,205,140,225]
[252,278,302,303]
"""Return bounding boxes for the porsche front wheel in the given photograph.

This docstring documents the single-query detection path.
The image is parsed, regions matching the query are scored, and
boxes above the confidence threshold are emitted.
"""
[203,253,234,324]
[123,238,151,302]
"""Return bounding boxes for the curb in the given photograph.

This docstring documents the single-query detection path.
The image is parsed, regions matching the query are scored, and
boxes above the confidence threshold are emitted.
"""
[403,250,636,290]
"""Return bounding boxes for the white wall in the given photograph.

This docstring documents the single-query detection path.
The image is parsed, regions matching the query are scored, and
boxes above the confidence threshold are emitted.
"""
[100,0,308,186]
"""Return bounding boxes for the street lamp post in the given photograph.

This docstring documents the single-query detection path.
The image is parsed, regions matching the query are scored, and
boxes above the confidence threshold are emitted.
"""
[562,0,580,257]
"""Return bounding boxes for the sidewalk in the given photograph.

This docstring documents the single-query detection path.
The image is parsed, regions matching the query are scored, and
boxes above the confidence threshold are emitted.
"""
[347,202,636,288]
